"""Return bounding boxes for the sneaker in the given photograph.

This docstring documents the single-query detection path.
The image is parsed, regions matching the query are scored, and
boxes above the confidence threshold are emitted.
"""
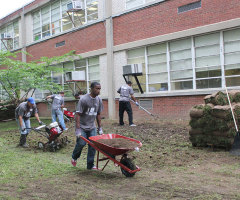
[130,124,136,127]
[91,166,99,170]
[71,159,77,167]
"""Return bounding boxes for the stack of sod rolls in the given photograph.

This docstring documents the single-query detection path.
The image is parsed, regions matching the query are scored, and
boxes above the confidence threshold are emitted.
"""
[189,90,240,149]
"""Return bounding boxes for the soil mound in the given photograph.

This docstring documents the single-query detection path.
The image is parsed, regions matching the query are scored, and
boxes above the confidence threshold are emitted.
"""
[97,138,140,149]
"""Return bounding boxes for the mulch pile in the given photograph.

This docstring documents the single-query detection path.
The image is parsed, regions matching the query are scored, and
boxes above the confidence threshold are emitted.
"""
[189,90,240,149]
[97,138,140,149]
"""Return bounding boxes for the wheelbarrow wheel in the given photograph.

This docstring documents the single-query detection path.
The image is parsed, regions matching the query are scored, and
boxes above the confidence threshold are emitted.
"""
[120,157,136,177]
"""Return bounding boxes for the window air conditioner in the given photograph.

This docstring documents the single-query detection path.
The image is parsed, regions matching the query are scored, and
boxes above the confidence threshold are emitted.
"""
[122,64,143,76]
[65,71,85,81]
[67,0,84,10]
[1,33,13,39]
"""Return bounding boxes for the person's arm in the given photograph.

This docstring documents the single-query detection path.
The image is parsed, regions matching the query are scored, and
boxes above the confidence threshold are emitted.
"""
[45,95,51,100]
[75,112,80,129]
[130,94,136,102]
[34,113,41,124]
[96,113,101,128]
[18,116,24,129]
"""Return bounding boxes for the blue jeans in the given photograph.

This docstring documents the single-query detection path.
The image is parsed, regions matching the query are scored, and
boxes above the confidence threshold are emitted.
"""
[72,128,97,169]
[16,118,31,135]
[52,109,66,130]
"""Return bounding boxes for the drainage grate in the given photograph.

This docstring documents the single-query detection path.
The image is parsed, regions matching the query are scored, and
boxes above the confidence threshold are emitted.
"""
[56,41,65,47]
[178,1,201,13]
[139,99,153,109]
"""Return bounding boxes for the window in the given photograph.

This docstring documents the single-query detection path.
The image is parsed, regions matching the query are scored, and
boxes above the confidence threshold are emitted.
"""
[32,0,99,41]
[0,20,19,51]
[147,43,168,92]
[126,0,155,10]
[127,47,146,93]
[169,38,193,90]
[34,57,100,100]
[224,28,240,87]
[195,33,221,89]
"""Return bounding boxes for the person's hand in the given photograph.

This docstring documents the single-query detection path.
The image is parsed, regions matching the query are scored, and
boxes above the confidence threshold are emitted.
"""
[75,128,81,137]
[97,127,103,135]
[21,127,26,132]
[39,121,44,125]
[135,102,139,106]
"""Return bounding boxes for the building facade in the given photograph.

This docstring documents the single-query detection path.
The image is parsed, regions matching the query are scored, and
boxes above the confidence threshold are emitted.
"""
[1,0,240,120]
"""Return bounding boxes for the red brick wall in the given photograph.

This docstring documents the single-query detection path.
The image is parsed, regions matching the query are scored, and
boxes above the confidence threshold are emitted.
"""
[26,22,106,61]
[113,0,240,45]
[37,95,205,121]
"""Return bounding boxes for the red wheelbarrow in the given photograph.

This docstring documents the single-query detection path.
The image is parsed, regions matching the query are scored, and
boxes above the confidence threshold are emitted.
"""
[80,134,142,177]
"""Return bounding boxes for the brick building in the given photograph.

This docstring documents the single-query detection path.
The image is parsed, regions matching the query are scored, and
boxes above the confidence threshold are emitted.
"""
[1,0,240,120]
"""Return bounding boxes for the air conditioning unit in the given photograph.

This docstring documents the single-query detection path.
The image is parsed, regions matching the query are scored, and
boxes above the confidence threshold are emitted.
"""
[65,71,85,81]
[1,33,13,39]
[67,0,84,10]
[123,64,143,76]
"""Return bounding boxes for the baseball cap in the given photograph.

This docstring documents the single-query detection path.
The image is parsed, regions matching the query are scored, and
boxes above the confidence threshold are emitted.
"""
[27,97,35,104]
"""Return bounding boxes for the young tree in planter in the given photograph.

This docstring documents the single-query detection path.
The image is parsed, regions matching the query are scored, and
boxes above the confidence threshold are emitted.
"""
[0,50,79,108]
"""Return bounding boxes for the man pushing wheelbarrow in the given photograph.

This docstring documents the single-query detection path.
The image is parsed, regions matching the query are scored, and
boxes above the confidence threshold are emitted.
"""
[71,82,142,177]
[71,82,103,170]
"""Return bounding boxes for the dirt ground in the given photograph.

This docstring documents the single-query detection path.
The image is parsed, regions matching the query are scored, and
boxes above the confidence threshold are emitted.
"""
[1,119,240,200]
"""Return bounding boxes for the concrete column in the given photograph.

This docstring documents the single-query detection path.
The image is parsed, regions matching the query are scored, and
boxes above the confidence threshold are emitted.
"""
[105,0,116,119]
[20,7,26,62]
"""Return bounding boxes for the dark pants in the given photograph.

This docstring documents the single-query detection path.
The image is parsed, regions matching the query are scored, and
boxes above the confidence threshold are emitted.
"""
[119,101,133,125]
[72,128,96,169]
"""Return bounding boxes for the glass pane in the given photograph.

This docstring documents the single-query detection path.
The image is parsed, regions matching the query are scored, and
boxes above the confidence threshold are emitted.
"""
[195,32,220,47]
[76,81,87,93]
[149,83,168,92]
[52,72,63,84]
[225,63,240,71]
[195,45,220,57]
[126,0,144,9]
[224,40,240,53]
[128,57,145,64]
[225,52,240,65]
[196,69,221,78]
[170,59,192,70]
[195,55,220,67]
[148,54,166,64]
[128,47,145,58]
[224,28,240,42]
[87,13,98,22]
[75,59,86,67]
[225,68,240,76]
[196,65,220,72]
[147,43,166,55]
[170,49,191,61]
[226,76,240,86]
[64,62,74,70]
[148,73,168,83]
[62,23,72,31]
[171,69,193,80]
[88,57,99,65]
[171,81,193,90]
[88,65,99,73]
[196,78,221,89]
[89,72,100,81]
[169,38,191,51]
[148,63,167,73]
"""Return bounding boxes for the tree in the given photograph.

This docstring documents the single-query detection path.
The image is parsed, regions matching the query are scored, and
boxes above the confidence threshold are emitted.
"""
[0,50,79,107]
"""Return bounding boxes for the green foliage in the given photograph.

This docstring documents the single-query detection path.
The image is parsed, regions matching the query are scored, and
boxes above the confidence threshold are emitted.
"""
[0,50,79,106]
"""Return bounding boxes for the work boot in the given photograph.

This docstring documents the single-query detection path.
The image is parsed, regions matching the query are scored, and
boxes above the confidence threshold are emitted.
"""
[19,134,28,148]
